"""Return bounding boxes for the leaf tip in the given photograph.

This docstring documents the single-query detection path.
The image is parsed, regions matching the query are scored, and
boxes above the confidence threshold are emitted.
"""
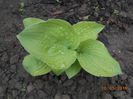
[118,69,123,75]
[67,75,74,79]
[99,24,105,30]
[16,34,20,40]
[67,76,72,79]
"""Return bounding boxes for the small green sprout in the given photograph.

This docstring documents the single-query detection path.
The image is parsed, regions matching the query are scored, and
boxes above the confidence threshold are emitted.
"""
[17,18,122,78]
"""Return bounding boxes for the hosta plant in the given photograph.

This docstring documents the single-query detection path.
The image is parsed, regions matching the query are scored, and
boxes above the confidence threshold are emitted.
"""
[17,18,122,78]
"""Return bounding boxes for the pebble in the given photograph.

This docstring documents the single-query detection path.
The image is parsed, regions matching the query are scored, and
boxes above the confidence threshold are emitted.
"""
[63,80,73,86]
[121,74,128,80]
[103,93,112,99]
[54,94,70,99]
[78,4,87,14]
[27,83,34,93]
[54,94,62,99]
[62,95,71,99]
[10,55,19,64]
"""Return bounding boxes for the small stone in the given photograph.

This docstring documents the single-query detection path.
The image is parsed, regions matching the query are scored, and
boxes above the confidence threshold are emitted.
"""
[54,94,70,99]
[78,4,87,14]
[103,93,112,99]
[54,94,62,99]
[9,4,13,8]
[94,12,99,17]
[121,74,128,80]
[62,95,70,99]
[63,80,73,86]
[82,16,89,20]
[10,55,19,64]
[27,83,34,93]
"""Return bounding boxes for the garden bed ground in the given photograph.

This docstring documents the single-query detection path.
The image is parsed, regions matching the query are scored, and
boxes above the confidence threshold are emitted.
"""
[0,0,133,99]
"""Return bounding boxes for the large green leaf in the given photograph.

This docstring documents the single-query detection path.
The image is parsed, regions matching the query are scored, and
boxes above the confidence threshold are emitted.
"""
[23,55,51,76]
[23,18,45,28]
[73,21,105,42]
[66,60,81,79]
[47,44,77,75]
[47,19,80,49]
[17,19,79,73]
[77,40,122,77]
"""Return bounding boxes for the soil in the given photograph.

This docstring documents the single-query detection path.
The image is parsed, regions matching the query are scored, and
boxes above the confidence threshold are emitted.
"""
[0,0,133,99]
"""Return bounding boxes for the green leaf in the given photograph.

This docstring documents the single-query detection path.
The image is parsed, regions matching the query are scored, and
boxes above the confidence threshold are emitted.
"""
[77,40,122,77]
[23,55,51,76]
[47,19,80,49]
[73,21,105,42]
[23,18,45,28]
[17,19,79,74]
[66,60,81,79]
[47,44,77,75]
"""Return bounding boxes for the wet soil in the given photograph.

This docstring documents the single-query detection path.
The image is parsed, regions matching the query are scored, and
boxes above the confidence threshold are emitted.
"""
[0,0,133,99]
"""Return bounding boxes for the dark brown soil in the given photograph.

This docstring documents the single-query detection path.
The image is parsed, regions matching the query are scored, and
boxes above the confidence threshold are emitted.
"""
[0,0,133,99]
